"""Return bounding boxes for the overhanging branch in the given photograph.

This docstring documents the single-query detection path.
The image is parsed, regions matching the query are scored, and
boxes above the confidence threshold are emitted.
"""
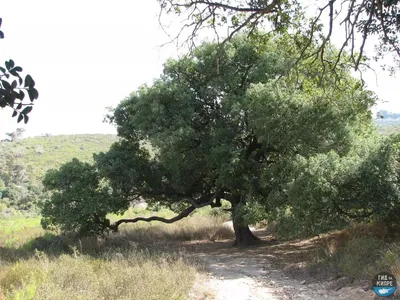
[159,0,400,74]
[109,205,197,231]
[108,191,220,231]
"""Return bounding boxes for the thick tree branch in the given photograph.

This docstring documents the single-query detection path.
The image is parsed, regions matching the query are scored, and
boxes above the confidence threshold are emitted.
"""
[172,0,281,14]
[109,205,197,231]
[108,191,221,231]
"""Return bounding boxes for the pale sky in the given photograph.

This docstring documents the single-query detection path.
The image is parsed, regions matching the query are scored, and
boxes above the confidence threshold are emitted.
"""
[0,0,399,139]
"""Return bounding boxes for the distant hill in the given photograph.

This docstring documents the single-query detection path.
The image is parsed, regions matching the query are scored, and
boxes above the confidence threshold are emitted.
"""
[0,134,119,185]
[376,123,400,135]
[375,113,400,135]
[0,134,119,211]
[374,110,400,135]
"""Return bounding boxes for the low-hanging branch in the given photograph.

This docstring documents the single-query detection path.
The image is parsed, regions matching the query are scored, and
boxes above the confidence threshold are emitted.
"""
[108,192,220,232]
[108,205,196,232]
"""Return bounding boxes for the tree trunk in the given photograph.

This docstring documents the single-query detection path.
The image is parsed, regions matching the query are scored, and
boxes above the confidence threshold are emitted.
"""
[231,196,260,247]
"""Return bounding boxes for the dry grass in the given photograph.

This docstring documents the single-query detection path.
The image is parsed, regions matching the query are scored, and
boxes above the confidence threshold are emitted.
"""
[0,250,196,300]
[0,214,234,300]
[306,222,400,281]
[119,215,235,243]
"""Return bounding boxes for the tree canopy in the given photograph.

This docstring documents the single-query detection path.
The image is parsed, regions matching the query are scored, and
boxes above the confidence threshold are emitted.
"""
[158,0,400,72]
[41,35,378,246]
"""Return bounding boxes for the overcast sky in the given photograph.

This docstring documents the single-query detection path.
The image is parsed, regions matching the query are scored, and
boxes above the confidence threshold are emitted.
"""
[0,0,399,139]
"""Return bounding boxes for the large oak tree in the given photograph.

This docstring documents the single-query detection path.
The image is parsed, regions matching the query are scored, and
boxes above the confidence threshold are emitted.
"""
[41,35,375,246]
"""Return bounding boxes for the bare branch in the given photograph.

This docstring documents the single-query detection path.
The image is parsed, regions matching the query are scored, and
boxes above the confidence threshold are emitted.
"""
[355,0,375,69]
[109,192,219,231]
[159,0,400,74]
[173,0,281,14]
[110,205,196,231]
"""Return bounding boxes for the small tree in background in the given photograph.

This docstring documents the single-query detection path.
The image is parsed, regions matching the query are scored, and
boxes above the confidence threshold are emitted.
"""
[41,158,115,235]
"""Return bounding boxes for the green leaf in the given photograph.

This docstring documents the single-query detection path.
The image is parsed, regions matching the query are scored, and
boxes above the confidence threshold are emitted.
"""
[16,102,22,110]
[28,88,39,101]
[1,80,11,90]
[6,60,15,70]
[12,110,17,117]
[21,106,33,115]
[17,113,23,123]
[18,90,25,100]
[24,74,33,87]
[231,15,239,27]
[24,114,29,124]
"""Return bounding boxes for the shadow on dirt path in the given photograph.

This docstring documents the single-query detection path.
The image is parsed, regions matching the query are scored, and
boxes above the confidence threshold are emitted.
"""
[183,229,383,300]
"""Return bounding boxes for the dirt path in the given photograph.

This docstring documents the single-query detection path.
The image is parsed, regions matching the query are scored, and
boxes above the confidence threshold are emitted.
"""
[191,252,278,300]
[186,228,380,300]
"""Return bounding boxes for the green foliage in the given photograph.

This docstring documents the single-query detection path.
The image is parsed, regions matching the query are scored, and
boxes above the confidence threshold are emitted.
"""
[42,35,376,240]
[41,158,115,235]
[0,18,38,123]
[271,133,400,238]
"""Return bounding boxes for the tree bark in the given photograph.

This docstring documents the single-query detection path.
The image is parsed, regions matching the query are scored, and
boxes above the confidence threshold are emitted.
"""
[231,195,260,247]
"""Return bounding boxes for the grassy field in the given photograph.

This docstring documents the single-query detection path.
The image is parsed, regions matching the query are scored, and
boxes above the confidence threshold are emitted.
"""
[0,208,233,300]
[2,208,400,299]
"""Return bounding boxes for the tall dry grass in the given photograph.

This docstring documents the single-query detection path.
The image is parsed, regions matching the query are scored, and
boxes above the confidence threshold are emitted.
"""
[307,222,400,281]
[0,249,196,300]
[0,214,234,299]
[119,215,234,243]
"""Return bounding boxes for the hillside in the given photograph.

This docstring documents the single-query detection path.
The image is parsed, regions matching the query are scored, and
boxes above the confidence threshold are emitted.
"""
[376,110,400,135]
[0,134,119,182]
[376,120,400,135]
[0,134,119,211]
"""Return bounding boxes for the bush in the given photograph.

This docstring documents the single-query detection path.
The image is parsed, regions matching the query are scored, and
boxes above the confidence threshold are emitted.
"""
[41,158,120,236]
[270,134,400,239]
